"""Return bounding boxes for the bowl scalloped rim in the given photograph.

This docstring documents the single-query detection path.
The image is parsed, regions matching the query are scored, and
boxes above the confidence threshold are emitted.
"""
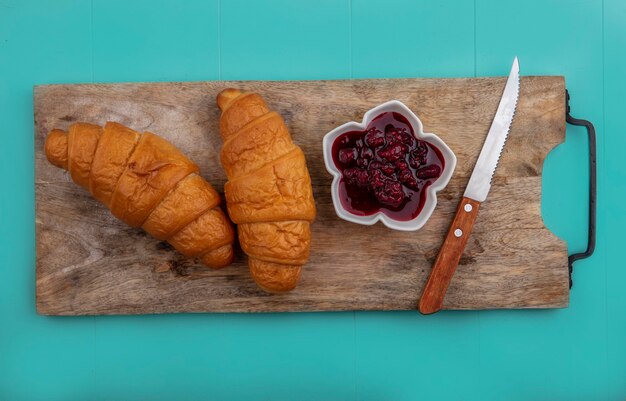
[322,100,457,231]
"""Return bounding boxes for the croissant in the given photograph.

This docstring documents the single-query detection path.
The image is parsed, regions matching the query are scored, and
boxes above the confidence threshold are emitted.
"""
[217,89,316,293]
[44,121,235,268]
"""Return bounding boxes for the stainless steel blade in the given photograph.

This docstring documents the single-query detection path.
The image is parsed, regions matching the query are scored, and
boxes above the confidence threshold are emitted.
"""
[464,57,520,202]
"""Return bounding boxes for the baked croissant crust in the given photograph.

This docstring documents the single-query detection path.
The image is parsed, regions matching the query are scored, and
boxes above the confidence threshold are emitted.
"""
[45,122,235,268]
[217,89,316,293]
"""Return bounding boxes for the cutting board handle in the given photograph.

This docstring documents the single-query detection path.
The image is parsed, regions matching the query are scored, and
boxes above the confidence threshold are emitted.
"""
[565,90,597,288]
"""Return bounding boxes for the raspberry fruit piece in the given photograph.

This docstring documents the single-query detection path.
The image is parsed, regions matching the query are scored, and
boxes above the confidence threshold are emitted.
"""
[374,180,404,208]
[409,142,428,168]
[384,124,405,144]
[364,128,385,148]
[378,142,408,162]
[398,169,420,191]
[369,161,395,176]
[344,168,370,188]
[416,165,442,179]
[338,148,358,166]
[368,169,386,191]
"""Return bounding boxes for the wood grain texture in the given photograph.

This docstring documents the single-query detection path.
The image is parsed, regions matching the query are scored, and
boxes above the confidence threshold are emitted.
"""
[419,197,481,315]
[34,76,568,315]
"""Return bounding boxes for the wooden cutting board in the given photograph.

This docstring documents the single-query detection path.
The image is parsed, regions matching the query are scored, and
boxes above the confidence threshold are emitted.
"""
[34,77,568,315]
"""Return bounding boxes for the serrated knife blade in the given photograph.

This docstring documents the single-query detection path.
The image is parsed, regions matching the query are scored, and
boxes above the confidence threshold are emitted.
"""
[419,57,520,314]
[464,57,520,201]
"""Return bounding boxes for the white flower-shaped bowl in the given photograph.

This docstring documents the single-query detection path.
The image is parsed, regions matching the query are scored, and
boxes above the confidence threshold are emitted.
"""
[322,100,456,231]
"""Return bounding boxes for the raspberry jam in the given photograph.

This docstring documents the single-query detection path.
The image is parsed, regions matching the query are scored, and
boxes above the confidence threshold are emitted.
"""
[331,112,445,221]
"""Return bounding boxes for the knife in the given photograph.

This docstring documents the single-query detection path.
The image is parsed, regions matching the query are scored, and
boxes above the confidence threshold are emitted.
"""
[418,57,520,315]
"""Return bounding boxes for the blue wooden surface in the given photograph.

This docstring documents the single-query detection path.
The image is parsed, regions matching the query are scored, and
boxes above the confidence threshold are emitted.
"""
[0,0,624,399]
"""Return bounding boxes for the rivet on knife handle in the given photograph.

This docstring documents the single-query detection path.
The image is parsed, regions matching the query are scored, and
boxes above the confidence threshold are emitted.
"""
[419,197,480,314]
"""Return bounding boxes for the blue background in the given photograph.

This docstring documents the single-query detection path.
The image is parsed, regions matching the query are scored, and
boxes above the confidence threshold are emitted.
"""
[1,0,624,400]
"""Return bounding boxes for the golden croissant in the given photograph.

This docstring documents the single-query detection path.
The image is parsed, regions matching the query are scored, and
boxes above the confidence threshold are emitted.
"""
[217,89,316,293]
[45,121,235,268]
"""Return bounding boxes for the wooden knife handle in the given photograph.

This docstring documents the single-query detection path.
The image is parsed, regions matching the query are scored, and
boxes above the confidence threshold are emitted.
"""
[418,197,481,314]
